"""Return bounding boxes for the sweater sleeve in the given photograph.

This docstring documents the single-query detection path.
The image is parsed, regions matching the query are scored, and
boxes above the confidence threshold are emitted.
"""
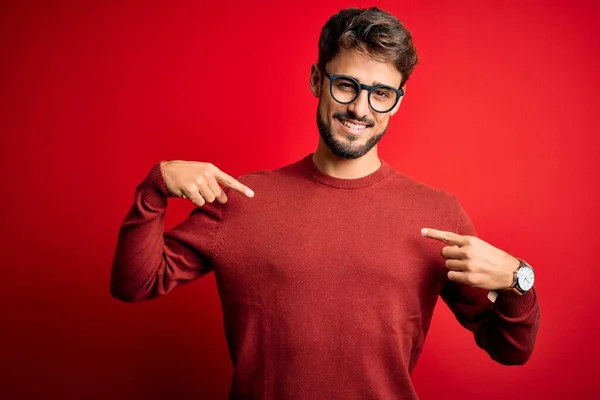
[439,201,541,365]
[109,162,229,303]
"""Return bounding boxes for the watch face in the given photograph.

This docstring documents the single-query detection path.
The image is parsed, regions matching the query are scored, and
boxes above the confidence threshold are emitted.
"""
[517,265,535,291]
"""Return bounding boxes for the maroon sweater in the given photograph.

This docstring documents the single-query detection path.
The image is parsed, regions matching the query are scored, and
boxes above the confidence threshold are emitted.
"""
[110,154,540,399]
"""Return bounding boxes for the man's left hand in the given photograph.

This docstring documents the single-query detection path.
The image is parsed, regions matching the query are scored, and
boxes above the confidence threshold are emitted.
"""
[421,228,519,291]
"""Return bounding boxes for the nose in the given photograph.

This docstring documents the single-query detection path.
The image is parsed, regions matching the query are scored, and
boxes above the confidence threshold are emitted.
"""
[347,89,370,119]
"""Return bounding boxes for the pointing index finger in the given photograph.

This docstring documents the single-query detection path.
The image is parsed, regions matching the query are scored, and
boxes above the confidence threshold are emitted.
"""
[214,169,255,198]
[421,228,465,246]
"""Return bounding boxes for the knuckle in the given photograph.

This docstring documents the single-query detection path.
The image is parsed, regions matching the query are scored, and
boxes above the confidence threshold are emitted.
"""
[461,248,471,259]
[195,175,207,185]
[184,185,196,194]
[203,163,218,174]
[462,250,471,261]
[464,274,476,285]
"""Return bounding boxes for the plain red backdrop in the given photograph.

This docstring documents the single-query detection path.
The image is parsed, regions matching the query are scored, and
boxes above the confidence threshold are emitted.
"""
[2,0,599,398]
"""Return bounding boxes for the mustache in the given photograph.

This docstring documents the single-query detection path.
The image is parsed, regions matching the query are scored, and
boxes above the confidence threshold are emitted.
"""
[333,112,375,127]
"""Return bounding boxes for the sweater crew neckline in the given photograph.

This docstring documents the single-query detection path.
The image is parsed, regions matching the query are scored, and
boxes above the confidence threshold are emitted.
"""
[300,153,392,189]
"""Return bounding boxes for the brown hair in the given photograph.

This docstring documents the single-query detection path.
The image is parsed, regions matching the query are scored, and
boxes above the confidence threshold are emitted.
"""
[317,7,418,88]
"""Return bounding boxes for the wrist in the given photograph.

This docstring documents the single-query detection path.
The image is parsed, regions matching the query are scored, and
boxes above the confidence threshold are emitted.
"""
[501,254,520,290]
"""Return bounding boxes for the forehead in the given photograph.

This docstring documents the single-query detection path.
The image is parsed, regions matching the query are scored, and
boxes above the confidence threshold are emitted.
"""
[326,48,402,88]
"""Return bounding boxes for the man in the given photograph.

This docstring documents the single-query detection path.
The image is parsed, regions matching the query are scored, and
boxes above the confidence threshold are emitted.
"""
[110,7,540,400]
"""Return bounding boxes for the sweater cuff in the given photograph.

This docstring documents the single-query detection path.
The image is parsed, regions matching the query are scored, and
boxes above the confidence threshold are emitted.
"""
[137,162,170,209]
[494,288,538,318]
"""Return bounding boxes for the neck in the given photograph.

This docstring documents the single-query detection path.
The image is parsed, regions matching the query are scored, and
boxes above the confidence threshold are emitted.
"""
[312,143,382,179]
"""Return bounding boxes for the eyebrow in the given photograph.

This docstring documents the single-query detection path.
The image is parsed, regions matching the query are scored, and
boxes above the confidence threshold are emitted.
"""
[347,75,390,86]
[363,76,395,87]
[329,71,398,88]
[371,79,389,86]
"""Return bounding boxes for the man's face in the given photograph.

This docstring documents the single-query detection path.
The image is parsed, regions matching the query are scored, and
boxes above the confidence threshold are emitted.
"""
[310,48,404,159]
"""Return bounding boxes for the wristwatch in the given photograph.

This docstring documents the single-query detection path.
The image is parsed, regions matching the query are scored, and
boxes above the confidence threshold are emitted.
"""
[507,258,535,295]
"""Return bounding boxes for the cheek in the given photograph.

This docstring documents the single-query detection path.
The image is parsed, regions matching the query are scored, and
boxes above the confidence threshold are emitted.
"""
[318,101,329,122]
[319,98,339,120]
[374,114,391,127]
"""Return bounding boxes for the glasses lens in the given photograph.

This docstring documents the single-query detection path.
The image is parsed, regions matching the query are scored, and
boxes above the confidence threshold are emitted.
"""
[331,77,358,103]
[370,87,399,112]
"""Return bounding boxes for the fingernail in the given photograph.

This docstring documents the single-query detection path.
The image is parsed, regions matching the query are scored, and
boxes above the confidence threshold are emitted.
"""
[421,228,428,236]
[246,189,254,197]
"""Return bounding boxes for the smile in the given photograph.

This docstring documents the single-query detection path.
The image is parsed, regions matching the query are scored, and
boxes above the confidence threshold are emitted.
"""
[340,118,368,129]
[337,118,370,136]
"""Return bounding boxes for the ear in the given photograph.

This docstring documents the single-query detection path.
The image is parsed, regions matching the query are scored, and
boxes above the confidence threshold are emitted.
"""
[390,85,406,117]
[309,64,322,98]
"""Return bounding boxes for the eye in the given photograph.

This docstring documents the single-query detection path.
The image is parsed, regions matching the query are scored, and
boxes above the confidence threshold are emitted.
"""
[335,82,355,90]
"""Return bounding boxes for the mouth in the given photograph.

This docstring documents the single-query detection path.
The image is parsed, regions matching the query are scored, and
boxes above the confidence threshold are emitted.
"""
[336,117,370,136]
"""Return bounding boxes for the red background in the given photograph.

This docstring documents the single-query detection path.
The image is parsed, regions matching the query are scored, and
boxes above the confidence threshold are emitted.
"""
[2,0,599,398]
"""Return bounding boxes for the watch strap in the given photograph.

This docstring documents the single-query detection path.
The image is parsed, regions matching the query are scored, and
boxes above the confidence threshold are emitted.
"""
[507,258,529,295]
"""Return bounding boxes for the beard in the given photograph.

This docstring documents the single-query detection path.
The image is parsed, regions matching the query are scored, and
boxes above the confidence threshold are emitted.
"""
[316,104,387,160]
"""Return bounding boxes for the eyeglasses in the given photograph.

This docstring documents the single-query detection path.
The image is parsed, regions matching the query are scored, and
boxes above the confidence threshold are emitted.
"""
[323,70,404,113]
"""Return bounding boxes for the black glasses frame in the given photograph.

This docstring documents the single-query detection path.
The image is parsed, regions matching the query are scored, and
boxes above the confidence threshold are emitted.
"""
[323,70,404,113]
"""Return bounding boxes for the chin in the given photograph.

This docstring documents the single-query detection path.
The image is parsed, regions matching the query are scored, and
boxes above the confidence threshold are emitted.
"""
[316,107,386,159]
[334,129,366,143]
[328,136,373,159]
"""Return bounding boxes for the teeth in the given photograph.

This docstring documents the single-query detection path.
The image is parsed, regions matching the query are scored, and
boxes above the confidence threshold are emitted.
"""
[341,119,367,130]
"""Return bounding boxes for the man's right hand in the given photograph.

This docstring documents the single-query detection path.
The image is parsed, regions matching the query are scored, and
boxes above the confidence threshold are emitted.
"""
[159,160,254,207]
